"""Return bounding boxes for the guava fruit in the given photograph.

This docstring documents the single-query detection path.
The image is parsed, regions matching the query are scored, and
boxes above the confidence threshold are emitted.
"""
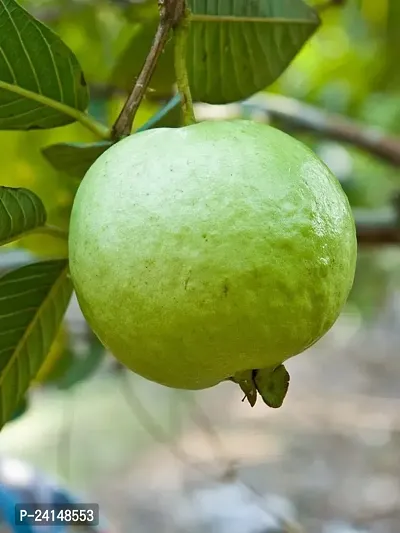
[68,120,357,407]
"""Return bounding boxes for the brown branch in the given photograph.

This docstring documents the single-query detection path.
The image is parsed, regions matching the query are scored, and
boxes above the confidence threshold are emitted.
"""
[112,0,186,140]
[243,94,400,167]
[356,225,400,245]
[355,208,400,245]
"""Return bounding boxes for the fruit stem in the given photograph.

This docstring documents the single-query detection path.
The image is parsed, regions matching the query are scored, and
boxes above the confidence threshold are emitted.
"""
[173,6,196,125]
[112,0,187,140]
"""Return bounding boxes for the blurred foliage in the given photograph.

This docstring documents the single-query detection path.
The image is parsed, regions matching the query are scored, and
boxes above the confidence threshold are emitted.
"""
[34,326,71,385]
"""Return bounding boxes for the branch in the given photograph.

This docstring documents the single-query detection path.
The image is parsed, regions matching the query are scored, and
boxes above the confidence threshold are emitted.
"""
[355,208,400,245]
[112,0,186,139]
[243,94,400,167]
[356,224,400,245]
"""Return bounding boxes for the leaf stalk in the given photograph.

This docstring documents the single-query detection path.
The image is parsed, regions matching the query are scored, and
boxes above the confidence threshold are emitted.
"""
[173,7,196,126]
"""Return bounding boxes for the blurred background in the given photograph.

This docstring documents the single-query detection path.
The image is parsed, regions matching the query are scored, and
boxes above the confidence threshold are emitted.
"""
[1,0,400,531]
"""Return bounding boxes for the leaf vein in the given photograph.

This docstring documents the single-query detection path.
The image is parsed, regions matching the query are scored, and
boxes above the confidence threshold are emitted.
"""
[0,0,43,93]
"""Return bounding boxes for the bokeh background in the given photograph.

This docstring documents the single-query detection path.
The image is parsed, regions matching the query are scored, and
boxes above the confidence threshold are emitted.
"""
[1,0,400,532]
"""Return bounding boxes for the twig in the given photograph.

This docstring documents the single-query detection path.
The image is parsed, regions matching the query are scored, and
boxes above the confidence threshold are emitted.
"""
[112,0,186,139]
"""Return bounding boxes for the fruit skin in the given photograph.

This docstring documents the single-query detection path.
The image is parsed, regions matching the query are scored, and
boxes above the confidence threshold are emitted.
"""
[69,120,357,390]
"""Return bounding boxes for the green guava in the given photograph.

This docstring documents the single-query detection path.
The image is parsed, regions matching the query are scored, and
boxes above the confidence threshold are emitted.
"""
[68,120,357,406]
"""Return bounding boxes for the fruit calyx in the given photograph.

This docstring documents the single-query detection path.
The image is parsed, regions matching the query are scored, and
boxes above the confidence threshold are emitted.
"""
[231,365,290,408]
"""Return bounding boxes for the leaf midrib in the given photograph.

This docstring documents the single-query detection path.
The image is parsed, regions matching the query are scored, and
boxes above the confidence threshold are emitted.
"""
[0,79,84,123]
[0,226,43,247]
[190,15,319,24]
[0,264,69,388]
[0,80,110,139]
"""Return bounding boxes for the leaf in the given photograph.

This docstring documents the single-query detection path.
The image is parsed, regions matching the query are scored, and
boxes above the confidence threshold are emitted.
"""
[33,326,72,385]
[114,0,319,105]
[254,365,290,408]
[0,187,47,246]
[57,334,106,390]
[0,259,72,429]
[42,141,113,179]
[384,0,400,89]
[10,395,28,421]
[0,0,89,130]
[187,0,320,103]
[137,94,183,132]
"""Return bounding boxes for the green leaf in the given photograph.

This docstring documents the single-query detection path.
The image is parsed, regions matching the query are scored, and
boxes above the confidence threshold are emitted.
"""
[37,349,75,387]
[33,326,72,385]
[254,365,290,408]
[114,0,319,105]
[187,0,320,103]
[42,141,113,179]
[0,259,72,429]
[0,0,89,130]
[137,94,183,132]
[0,187,47,246]
[10,395,28,421]
[57,334,106,390]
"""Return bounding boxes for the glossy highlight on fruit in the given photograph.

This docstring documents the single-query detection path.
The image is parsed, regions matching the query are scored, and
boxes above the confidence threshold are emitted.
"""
[68,120,357,393]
